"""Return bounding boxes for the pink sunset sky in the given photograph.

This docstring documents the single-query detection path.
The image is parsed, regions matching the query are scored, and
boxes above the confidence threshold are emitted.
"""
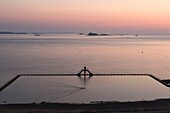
[1,0,170,34]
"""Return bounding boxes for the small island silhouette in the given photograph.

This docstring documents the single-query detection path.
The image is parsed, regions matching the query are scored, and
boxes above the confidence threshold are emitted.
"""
[0,31,27,34]
[87,32,111,36]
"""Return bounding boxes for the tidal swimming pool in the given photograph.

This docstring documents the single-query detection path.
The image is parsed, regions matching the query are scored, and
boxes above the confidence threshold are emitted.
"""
[0,75,170,104]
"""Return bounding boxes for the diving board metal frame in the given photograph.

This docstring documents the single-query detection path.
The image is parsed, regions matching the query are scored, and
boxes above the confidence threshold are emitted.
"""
[0,67,170,92]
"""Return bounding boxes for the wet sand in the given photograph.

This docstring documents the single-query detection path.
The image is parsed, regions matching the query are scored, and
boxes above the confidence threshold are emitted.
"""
[1,98,170,113]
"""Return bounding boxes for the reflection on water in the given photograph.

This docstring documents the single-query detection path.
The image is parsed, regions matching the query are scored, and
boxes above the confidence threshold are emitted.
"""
[0,76,170,104]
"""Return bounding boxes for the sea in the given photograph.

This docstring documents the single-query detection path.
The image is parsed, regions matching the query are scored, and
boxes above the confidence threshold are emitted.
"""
[0,33,170,103]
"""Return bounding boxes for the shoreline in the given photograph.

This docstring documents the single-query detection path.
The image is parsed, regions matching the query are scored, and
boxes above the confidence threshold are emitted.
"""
[1,98,170,113]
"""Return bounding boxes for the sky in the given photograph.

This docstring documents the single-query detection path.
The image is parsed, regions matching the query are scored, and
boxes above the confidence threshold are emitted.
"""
[1,0,170,34]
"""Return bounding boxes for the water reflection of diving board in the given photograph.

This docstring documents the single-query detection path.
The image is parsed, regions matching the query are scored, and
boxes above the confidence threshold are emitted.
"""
[0,67,170,92]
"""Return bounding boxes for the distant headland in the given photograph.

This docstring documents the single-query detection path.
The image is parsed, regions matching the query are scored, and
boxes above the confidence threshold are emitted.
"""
[0,31,28,34]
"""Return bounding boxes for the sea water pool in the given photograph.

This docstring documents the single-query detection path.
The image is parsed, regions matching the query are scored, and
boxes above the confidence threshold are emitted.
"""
[0,75,170,104]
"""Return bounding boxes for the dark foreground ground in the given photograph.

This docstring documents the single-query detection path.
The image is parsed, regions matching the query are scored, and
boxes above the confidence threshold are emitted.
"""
[1,99,170,113]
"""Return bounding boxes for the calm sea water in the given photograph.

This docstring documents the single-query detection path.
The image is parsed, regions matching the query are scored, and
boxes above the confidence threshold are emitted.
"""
[0,33,170,103]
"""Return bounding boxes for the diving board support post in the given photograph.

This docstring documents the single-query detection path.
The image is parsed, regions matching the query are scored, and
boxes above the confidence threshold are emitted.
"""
[77,67,93,77]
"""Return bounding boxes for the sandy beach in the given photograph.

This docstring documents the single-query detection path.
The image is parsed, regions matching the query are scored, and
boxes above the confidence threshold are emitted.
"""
[0,99,170,113]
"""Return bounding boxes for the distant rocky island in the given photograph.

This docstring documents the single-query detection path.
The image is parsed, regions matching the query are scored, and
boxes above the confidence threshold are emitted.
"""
[88,32,111,36]
[78,32,138,37]
[0,32,27,34]
[78,32,111,36]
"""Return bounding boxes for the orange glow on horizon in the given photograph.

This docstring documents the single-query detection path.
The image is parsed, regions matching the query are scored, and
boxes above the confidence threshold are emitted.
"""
[1,0,170,33]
